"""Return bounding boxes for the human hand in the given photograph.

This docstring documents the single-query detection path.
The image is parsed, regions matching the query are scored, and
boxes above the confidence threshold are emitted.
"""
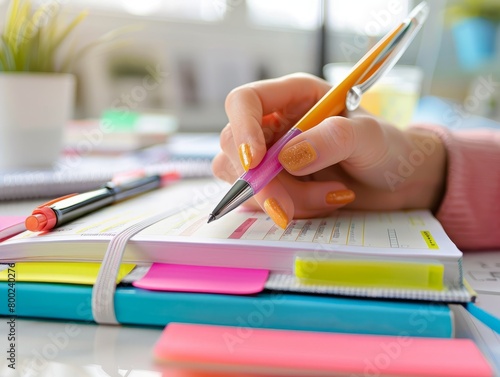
[212,73,447,228]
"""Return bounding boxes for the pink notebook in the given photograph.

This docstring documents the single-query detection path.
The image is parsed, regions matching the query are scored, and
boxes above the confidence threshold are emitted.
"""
[155,323,494,377]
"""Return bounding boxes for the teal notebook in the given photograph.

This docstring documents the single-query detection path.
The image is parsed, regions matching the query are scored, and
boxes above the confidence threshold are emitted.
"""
[0,282,453,338]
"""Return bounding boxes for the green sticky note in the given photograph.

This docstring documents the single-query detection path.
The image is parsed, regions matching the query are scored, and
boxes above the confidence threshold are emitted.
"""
[294,257,444,290]
[101,110,139,131]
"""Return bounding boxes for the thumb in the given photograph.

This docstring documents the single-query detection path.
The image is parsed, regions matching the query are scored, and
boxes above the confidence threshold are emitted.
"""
[277,115,388,176]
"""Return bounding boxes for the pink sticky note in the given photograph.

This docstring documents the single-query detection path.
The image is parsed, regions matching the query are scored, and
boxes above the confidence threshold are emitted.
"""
[155,323,494,377]
[0,216,26,241]
[132,263,269,295]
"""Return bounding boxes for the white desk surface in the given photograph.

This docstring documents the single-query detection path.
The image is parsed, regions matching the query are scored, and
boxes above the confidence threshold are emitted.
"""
[1,201,499,376]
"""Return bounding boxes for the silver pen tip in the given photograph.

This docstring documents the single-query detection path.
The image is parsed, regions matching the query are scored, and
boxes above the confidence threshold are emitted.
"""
[208,179,255,223]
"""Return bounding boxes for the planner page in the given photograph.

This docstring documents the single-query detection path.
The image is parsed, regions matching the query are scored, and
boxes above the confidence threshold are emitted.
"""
[139,203,461,259]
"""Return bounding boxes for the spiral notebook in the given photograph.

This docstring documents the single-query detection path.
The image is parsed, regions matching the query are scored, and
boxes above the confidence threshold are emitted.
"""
[0,133,218,201]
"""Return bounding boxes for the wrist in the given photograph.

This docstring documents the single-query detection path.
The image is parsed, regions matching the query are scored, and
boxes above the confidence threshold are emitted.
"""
[400,127,447,211]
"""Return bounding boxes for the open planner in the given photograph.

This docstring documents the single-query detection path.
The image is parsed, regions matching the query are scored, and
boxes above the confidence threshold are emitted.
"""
[0,178,472,336]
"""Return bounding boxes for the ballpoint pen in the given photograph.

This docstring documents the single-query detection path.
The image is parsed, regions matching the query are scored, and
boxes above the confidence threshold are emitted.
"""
[25,171,180,232]
[208,1,429,224]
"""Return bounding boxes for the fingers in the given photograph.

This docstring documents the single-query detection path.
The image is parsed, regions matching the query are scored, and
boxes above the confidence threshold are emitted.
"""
[215,73,380,230]
[211,152,238,184]
[212,147,355,229]
[253,179,295,230]
[274,174,355,220]
[219,123,244,175]
[212,149,295,222]
[225,73,331,170]
[239,174,355,229]
[278,115,390,176]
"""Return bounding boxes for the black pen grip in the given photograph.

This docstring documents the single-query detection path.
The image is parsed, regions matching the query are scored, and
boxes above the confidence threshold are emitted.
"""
[50,188,115,226]
[48,175,161,227]
[107,175,161,202]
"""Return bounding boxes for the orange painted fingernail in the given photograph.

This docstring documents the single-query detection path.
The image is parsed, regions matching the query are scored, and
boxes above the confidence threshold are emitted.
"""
[264,198,289,229]
[238,143,252,171]
[326,189,356,205]
[279,140,318,172]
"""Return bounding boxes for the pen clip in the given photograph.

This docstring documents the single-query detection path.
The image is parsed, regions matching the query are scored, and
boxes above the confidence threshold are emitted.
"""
[34,193,78,209]
[345,1,429,111]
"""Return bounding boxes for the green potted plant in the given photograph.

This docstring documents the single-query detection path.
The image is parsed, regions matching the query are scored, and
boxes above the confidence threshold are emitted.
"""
[0,0,125,170]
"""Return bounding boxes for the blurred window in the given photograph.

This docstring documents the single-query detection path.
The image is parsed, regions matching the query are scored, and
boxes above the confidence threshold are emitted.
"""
[246,0,410,33]
[42,0,411,31]
[327,0,410,36]
[44,0,228,21]
[246,0,322,30]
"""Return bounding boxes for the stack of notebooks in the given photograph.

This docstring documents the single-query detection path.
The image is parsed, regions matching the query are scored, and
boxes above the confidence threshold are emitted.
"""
[0,133,218,201]
[0,178,497,375]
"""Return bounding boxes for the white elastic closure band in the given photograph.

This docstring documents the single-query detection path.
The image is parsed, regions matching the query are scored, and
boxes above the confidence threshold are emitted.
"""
[91,208,183,325]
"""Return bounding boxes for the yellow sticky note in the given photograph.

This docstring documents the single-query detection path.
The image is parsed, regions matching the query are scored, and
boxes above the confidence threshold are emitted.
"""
[0,262,135,285]
[295,257,444,291]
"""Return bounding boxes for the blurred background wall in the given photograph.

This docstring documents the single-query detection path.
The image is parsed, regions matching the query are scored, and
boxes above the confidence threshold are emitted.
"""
[1,0,499,132]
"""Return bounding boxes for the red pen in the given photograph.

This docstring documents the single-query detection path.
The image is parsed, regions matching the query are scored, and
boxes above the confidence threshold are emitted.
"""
[25,171,180,232]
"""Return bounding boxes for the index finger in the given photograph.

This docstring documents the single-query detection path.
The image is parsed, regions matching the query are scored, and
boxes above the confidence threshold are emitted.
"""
[225,73,330,169]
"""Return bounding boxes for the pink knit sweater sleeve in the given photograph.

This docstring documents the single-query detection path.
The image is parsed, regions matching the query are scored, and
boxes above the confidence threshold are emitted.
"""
[411,124,500,251]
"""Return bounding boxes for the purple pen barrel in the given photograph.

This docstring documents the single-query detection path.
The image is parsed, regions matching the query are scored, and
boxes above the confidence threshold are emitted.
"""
[242,128,302,193]
[208,128,302,222]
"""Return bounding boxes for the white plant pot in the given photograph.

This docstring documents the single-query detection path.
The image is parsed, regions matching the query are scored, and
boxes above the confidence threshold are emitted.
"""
[0,73,75,170]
